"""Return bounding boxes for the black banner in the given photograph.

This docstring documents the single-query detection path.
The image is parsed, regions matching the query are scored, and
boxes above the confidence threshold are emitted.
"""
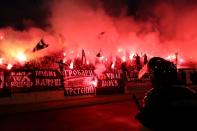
[178,69,197,85]
[34,70,63,90]
[96,70,125,95]
[5,70,63,92]
[5,71,34,92]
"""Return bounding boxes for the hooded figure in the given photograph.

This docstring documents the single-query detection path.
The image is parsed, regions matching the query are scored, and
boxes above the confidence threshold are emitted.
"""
[135,57,197,131]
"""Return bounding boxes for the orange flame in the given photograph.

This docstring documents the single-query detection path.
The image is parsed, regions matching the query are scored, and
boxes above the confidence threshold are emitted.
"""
[7,64,13,70]
[15,52,27,63]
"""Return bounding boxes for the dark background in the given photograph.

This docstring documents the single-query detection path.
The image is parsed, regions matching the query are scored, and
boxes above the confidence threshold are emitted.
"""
[0,0,50,30]
[0,0,146,30]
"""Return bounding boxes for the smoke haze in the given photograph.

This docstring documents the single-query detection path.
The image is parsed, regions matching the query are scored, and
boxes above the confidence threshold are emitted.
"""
[1,0,197,64]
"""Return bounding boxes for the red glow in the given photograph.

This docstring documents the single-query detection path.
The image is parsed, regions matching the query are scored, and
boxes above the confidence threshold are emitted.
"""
[129,53,135,60]
[0,58,3,65]
[117,48,123,53]
[122,56,126,62]
[0,35,3,40]
[91,79,98,87]
[0,1,197,69]
[69,61,74,69]
[166,54,176,61]
[7,64,13,70]
[179,59,184,63]
[111,63,115,69]
[86,60,90,65]
[77,53,80,58]
[16,52,27,63]
[99,56,104,60]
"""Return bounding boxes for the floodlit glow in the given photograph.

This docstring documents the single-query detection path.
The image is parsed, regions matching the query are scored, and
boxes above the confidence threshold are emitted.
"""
[87,60,89,65]
[111,63,115,69]
[99,56,104,61]
[0,58,3,65]
[91,79,98,87]
[112,57,116,69]
[179,59,184,63]
[117,48,123,53]
[77,53,80,57]
[0,35,3,40]
[63,58,67,63]
[166,54,176,61]
[129,53,135,60]
[7,64,13,70]
[16,52,27,63]
[69,61,74,69]
[122,56,126,62]
[63,52,66,56]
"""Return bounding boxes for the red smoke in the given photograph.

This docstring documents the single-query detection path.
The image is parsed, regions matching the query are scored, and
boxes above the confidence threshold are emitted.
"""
[50,0,197,62]
[1,0,197,67]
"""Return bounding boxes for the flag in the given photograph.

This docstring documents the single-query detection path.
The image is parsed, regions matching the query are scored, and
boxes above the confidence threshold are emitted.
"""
[33,39,49,52]
[96,50,102,57]
[96,52,101,57]
[98,32,105,39]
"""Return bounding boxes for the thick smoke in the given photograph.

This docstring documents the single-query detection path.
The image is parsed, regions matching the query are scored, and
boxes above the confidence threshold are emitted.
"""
[50,0,153,62]
[138,0,197,61]
[1,0,197,66]
[0,0,64,64]
[50,0,197,62]
[0,27,65,64]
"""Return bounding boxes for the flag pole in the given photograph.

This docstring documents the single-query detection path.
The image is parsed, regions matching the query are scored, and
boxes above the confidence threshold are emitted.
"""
[175,52,178,68]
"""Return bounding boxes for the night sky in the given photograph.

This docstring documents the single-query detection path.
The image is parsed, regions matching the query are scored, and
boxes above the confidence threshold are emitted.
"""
[0,0,142,30]
[0,0,50,30]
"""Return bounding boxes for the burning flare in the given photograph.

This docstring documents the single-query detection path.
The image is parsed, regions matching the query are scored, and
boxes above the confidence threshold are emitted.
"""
[7,64,13,70]
[15,52,27,63]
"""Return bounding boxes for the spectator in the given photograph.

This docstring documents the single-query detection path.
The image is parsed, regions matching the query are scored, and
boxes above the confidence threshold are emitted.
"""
[135,57,197,131]
[135,53,141,71]
[143,54,148,65]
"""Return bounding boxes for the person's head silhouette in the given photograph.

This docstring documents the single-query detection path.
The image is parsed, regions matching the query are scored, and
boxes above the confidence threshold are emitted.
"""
[139,57,177,88]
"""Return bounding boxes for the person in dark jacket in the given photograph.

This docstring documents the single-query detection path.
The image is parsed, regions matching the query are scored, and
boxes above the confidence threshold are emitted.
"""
[143,54,148,65]
[135,53,141,71]
[135,57,197,131]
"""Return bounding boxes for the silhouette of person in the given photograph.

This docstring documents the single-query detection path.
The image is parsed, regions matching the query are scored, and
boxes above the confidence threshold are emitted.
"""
[180,70,187,85]
[121,62,130,81]
[135,53,141,71]
[143,54,148,65]
[135,57,197,131]
[190,71,197,85]
[57,60,65,73]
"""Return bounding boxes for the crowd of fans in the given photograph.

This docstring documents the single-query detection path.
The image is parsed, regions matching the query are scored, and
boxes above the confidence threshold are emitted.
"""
[2,52,149,73]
